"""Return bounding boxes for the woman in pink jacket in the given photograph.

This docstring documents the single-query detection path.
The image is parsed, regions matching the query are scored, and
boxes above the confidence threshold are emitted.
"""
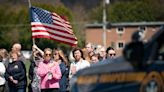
[37,48,61,92]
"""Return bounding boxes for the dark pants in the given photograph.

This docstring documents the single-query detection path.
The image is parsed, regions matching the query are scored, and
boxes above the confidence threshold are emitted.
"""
[0,85,5,92]
[28,83,32,92]
[4,82,9,92]
[9,85,26,92]
[41,88,59,92]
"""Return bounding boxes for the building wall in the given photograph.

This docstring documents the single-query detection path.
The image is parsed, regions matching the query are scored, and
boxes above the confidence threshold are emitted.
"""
[86,28,104,45]
[85,26,160,56]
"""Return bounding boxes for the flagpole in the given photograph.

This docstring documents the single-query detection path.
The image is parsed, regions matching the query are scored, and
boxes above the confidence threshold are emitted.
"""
[27,0,35,45]
[28,0,36,61]
[28,0,31,8]
[102,0,110,49]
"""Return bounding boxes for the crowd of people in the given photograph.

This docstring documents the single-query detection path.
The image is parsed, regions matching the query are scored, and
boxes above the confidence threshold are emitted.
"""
[0,42,116,92]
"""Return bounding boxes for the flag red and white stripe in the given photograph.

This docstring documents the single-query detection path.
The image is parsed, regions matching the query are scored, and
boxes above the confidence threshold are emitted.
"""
[31,7,77,46]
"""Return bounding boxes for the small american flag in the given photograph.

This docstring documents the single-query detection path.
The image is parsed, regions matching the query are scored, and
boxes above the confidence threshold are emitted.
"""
[30,6,77,46]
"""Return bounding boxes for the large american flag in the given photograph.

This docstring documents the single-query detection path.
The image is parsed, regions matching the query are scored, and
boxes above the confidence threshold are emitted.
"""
[30,6,77,46]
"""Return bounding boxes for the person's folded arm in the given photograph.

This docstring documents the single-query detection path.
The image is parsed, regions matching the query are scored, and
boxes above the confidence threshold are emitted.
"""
[51,63,61,80]
[37,62,49,77]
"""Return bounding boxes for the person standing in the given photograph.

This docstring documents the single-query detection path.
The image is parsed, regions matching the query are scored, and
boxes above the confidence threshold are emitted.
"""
[99,46,107,62]
[106,47,116,60]
[90,54,99,65]
[0,54,6,92]
[0,49,9,68]
[0,48,9,92]
[69,48,90,79]
[85,42,94,54]
[53,49,69,92]
[37,48,61,92]
[84,42,94,63]
[5,51,27,92]
[12,43,26,63]
[28,45,44,92]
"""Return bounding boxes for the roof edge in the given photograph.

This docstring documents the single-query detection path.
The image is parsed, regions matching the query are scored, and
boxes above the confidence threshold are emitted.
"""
[85,22,164,28]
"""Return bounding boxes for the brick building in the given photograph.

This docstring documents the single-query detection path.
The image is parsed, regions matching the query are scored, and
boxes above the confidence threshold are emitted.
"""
[85,22,164,56]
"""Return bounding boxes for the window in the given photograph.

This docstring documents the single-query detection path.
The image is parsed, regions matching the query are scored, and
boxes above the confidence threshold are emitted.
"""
[117,41,124,49]
[116,27,124,34]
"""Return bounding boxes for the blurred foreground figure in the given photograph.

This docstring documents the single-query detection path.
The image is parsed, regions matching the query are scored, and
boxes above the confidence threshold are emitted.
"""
[70,27,164,92]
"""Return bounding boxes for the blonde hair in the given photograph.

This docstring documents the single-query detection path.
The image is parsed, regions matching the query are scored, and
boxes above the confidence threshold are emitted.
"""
[0,48,9,58]
[44,48,52,53]
[9,51,19,58]
[53,48,68,66]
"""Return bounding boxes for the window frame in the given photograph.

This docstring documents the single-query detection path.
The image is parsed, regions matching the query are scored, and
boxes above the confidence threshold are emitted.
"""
[117,41,125,49]
[116,26,125,34]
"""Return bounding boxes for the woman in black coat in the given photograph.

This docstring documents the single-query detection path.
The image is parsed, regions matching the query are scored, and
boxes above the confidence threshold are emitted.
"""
[5,51,27,92]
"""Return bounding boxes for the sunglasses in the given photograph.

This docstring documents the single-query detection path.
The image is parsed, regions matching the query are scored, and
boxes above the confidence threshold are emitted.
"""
[109,53,116,56]
[45,53,51,56]
[53,53,59,55]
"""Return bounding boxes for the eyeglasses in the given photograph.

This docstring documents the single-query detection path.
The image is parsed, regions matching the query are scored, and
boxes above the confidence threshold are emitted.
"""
[109,53,116,56]
[45,53,51,56]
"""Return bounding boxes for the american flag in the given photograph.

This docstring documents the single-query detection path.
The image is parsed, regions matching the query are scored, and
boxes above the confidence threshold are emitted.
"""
[30,6,78,46]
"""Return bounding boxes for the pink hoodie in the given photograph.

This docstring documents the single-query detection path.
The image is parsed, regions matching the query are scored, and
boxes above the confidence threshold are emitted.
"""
[37,60,61,89]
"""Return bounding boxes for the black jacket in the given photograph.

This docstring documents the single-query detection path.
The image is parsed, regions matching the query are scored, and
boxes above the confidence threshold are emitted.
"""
[5,60,27,88]
[28,60,36,82]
